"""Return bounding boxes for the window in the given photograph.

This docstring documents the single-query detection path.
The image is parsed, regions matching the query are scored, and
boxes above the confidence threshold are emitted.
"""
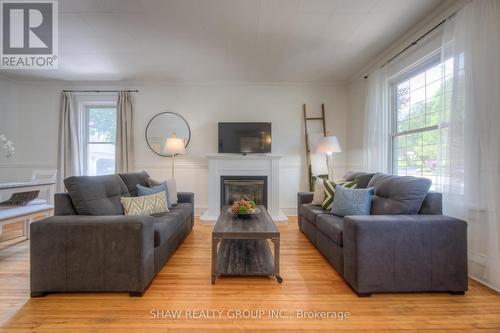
[83,105,117,176]
[391,54,454,187]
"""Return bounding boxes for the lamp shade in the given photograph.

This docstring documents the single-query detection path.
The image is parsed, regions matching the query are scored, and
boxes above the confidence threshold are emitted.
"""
[163,137,186,155]
[316,136,341,154]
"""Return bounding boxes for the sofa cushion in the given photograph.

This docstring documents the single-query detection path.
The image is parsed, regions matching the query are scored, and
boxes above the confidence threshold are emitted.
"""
[118,171,150,197]
[151,203,193,247]
[153,215,184,247]
[316,214,344,247]
[301,204,329,225]
[157,202,192,222]
[343,171,376,188]
[64,174,130,215]
[367,173,432,215]
[301,217,317,244]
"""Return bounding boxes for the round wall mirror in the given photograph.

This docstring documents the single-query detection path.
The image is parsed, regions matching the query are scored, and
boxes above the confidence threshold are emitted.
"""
[145,112,191,157]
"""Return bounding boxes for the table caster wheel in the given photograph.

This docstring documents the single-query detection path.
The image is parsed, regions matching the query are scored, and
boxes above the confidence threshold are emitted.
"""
[276,275,283,283]
[211,276,216,285]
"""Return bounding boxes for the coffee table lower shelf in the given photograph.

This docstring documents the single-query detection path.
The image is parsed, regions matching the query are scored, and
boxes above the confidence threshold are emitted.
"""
[212,239,282,284]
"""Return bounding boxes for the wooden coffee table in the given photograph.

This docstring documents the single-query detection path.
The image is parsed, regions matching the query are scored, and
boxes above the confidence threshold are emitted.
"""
[211,206,282,284]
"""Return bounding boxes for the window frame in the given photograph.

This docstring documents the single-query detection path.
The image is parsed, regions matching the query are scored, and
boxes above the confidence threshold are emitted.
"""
[81,102,117,176]
[389,52,442,176]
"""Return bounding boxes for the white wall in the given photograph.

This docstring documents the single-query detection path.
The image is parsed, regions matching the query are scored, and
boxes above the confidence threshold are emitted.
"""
[0,80,349,215]
[0,77,19,178]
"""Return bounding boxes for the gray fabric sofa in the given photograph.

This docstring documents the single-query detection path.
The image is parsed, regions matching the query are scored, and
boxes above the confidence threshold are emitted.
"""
[298,171,468,296]
[30,172,194,297]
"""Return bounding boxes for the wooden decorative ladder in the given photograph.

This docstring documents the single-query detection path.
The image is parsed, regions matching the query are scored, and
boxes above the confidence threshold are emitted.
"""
[303,104,327,191]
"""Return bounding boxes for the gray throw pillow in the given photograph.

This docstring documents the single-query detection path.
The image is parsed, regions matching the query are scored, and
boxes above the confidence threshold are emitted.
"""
[137,182,171,209]
[330,186,374,217]
[367,173,432,215]
[342,171,376,188]
[149,177,178,207]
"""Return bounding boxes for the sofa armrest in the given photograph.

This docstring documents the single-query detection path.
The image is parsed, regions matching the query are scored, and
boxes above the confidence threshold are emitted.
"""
[343,215,468,294]
[177,192,194,204]
[177,192,194,227]
[30,215,156,296]
[298,192,314,205]
[297,192,314,229]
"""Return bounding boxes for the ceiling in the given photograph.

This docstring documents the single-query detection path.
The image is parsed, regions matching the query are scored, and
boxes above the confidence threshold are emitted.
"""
[1,0,443,83]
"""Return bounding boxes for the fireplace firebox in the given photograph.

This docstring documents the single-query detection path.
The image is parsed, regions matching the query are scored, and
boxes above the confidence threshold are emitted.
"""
[220,176,267,209]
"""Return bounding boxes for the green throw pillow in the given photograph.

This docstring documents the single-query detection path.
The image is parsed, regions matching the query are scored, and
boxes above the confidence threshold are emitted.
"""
[322,179,358,210]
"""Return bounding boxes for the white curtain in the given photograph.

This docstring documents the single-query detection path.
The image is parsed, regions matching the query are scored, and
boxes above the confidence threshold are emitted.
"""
[438,0,500,291]
[363,66,390,173]
[115,91,135,173]
[57,92,81,191]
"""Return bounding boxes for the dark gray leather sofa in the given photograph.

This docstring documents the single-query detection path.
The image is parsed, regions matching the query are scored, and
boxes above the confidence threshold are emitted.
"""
[298,172,468,296]
[30,172,194,297]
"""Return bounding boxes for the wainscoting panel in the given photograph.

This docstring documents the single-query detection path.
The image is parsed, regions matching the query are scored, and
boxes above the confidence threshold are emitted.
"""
[0,163,57,182]
[1,162,348,217]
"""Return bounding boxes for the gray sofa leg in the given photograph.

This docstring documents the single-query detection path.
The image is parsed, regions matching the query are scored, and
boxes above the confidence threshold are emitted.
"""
[30,291,47,297]
[449,291,465,295]
[129,291,145,297]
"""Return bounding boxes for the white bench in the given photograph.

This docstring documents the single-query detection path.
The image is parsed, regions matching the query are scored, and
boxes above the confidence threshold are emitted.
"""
[0,180,56,205]
[0,204,53,240]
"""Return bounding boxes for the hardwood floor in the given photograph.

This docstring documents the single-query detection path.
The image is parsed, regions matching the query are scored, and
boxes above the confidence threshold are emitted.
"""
[1,217,499,332]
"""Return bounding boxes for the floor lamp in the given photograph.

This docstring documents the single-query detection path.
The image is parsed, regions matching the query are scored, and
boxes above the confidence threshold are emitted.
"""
[316,136,342,180]
[163,134,186,178]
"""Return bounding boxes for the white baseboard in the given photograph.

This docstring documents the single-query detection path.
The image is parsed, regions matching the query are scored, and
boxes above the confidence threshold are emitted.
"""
[468,250,500,292]
[281,207,297,216]
[468,275,500,293]
[194,207,207,217]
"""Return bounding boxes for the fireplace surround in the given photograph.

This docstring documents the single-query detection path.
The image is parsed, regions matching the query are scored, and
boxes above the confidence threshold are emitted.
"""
[200,154,287,223]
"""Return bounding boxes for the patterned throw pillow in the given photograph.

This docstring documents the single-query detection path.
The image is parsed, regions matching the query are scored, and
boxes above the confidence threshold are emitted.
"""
[322,179,358,210]
[120,192,168,216]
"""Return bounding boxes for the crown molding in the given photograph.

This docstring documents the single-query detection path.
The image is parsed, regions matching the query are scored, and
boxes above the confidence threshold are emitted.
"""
[0,75,348,87]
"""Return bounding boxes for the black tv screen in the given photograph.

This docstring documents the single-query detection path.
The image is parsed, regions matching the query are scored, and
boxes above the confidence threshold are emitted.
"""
[218,122,271,154]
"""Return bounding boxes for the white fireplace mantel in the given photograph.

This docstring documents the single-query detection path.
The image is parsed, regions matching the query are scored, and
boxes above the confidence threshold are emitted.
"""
[200,154,288,223]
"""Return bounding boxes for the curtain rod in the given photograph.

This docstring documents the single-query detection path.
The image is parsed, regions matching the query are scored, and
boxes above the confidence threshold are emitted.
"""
[61,90,139,93]
[364,13,454,80]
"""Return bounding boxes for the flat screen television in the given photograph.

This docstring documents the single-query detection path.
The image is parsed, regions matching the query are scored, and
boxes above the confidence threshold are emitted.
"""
[218,122,271,154]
